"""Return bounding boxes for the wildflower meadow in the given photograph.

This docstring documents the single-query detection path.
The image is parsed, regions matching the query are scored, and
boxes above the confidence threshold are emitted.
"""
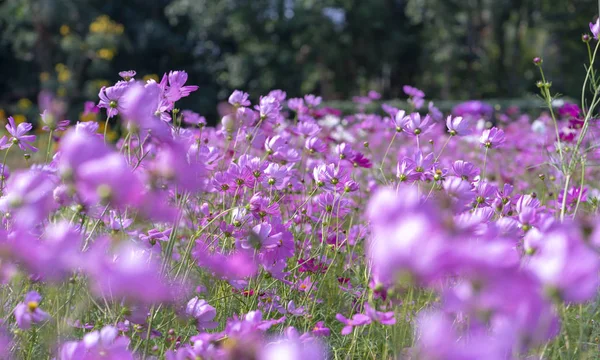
[4,13,600,360]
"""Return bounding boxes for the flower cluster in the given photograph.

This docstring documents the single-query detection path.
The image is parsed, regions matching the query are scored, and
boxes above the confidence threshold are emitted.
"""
[0,27,600,358]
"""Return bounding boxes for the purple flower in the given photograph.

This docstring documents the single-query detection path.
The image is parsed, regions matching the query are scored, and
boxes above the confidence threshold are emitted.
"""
[8,222,82,281]
[85,241,181,304]
[288,98,307,113]
[263,163,287,187]
[403,85,425,109]
[304,94,322,107]
[452,100,494,119]
[526,223,599,303]
[480,127,506,148]
[60,326,133,360]
[446,115,473,136]
[83,101,100,115]
[242,223,282,251]
[40,110,69,132]
[365,303,396,325]
[182,110,206,126]
[164,70,199,102]
[14,291,50,329]
[186,297,218,330]
[5,116,37,152]
[402,113,434,137]
[335,313,371,335]
[403,85,425,98]
[311,321,330,337]
[119,81,172,141]
[259,336,327,360]
[313,163,350,191]
[591,18,600,40]
[119,70,136,81]
[229,90,251,107]
[0,169,57,229]
[98,82,129,118]
[452,160,479,181]
[257,95,282,124]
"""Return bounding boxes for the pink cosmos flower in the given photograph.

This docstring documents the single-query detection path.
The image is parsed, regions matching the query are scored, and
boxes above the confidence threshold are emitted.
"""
[335,313,371,335]
[14,291,50,329]
[186,297,218,330]
[5,116,37,152]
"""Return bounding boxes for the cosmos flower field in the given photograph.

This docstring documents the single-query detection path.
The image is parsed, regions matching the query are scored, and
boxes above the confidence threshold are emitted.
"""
[3,22,600,360]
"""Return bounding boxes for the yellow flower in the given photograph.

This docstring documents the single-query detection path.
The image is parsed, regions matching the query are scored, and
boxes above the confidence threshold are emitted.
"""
[97,48,115,61]
[12,114,26,124]
[143,74,159,82]
[17,98,32,111]
[39,72,50,82]
[58,69,71,83]
[114,24,124,35]
[60,25,70,36]
[0,109,6,121]
[95,80,110,89]
[80,112,97,122]
[55,63,66,72]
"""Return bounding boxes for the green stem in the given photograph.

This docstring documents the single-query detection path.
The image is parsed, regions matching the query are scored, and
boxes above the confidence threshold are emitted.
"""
[0,144,13,194]
[45,130,53,163]
[560,174,571,221]
[379,131,398,184]
[571,159,587,218]
[103,117,110,143]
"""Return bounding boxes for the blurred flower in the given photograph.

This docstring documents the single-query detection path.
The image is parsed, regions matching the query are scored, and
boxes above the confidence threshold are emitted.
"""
[14,291,50,329]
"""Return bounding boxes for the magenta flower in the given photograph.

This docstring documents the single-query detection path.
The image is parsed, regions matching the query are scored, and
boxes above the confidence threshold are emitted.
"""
[98,82,129,118]
[242,223,282,251]
[182,110,207,126]
[14,291,50,329]
[0,169,57,229]
[118,70,136,81]
[119,82,172,141]
[402,113,434,137]
[164,70,199,102]
[186,297,218,330]
[83,101,100,115]
[40,109,69,132]
[8,222,82,281]
[304,94,322,107]
[480,127,506,148]
[312,163,350,191]
[288,98,307,113]
[591,18,600,40]
[446,115,473,136]
[60,326,133,360]
[262,163,287,189]
[311,321,331,337]
[365,303,396,325]
[5,116,37,152]
[452,100,493,119]
[526,224,599,303]
[335,313,371,335]
[85,241,181,304]
[257,95,282,123]
[229,90,251,107]
[452,160,479,181]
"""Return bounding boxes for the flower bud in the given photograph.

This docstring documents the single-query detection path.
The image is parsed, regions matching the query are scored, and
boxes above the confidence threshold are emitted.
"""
[533,57,543,66]
[221,114,236,134]
[583,34,592,43]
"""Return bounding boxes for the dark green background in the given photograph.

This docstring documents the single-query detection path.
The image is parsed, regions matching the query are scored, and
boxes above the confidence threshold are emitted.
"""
[0,0,596,123]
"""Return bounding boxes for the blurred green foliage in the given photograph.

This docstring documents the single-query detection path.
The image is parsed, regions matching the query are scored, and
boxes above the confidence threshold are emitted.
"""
[0,0,596,122]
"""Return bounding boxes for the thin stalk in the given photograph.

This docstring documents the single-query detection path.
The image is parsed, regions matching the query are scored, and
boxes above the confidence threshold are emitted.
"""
[45,130,53,163]
[572,159,587,218]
